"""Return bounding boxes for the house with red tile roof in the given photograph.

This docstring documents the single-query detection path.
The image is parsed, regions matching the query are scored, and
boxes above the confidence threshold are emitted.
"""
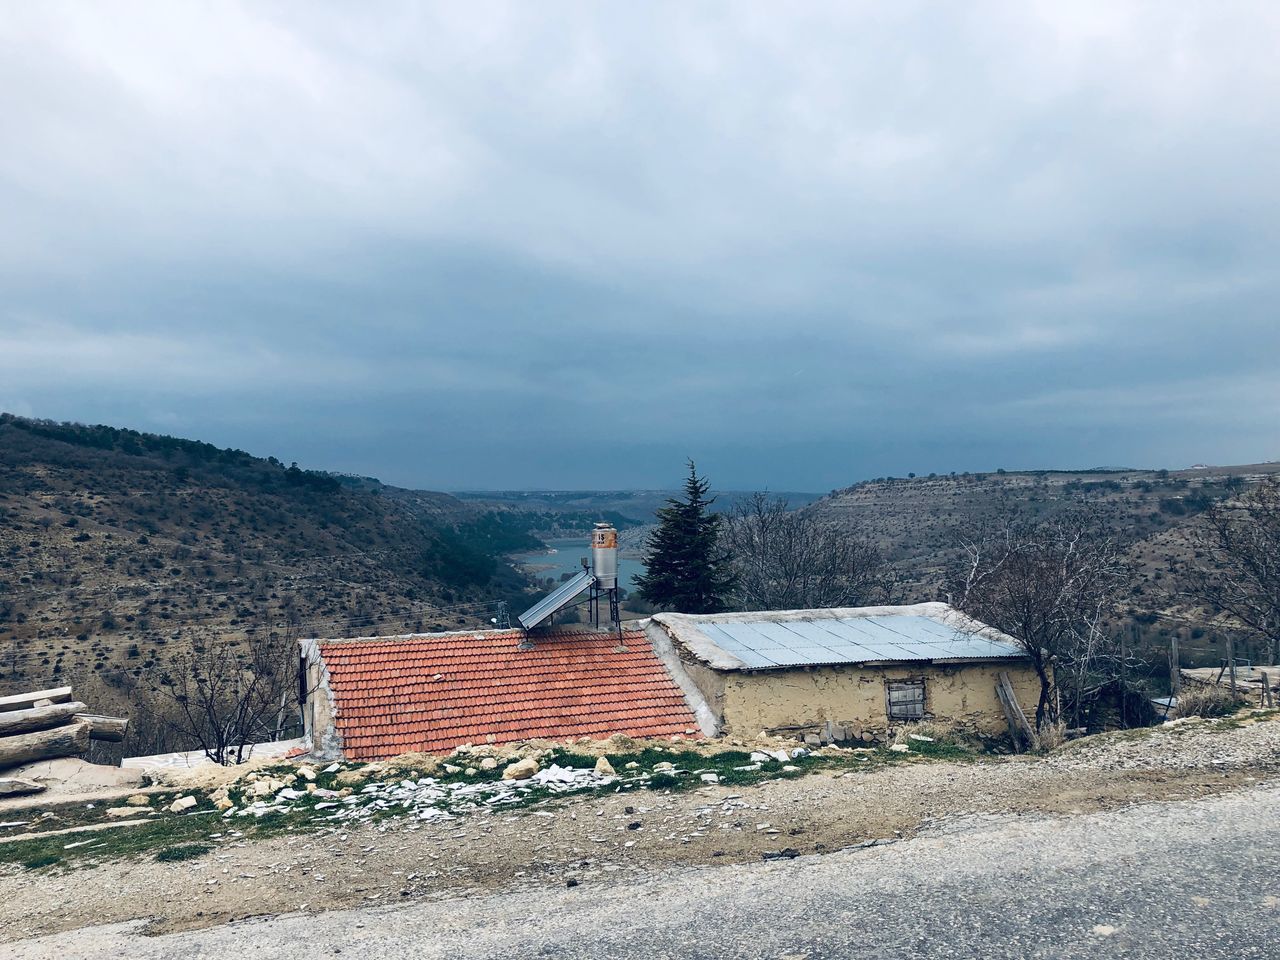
[300,625,710,761]
[300,602,1040,761]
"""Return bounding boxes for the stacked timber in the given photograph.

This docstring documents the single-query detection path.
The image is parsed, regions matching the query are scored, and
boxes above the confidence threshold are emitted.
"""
[0,686,128,770]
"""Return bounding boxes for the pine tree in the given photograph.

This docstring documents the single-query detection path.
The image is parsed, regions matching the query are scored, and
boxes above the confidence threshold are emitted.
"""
[636,460,736,613]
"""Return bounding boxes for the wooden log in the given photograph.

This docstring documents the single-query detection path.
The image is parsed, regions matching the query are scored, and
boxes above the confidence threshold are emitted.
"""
[0,720,90,770]
[0,687,73,713]
[75,714,129,743]
[0,701,86,737]
[0,777,46,797]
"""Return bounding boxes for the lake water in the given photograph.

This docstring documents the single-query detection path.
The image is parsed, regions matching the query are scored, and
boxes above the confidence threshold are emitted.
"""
[514,537,646,593]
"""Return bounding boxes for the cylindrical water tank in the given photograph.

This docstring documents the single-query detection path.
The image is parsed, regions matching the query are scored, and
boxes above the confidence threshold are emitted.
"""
[591,522,618,589]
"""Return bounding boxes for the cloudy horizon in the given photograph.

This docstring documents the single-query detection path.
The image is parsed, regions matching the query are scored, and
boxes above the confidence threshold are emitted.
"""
[2,2,1278,491]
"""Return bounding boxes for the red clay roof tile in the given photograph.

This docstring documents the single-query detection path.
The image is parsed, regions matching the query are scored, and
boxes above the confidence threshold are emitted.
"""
[318,628,698,760]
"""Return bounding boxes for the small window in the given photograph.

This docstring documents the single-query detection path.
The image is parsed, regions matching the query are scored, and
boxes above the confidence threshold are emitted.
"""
[887,679,926,720]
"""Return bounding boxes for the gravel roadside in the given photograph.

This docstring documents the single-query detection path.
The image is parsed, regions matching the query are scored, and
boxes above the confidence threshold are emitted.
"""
[2,714,1277,944]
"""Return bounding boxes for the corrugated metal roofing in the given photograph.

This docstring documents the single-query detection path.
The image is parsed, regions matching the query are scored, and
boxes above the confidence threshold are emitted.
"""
[517,568,594,630]
[696,614,1025,669]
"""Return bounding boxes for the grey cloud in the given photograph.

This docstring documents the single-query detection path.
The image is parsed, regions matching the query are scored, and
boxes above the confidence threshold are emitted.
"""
[0,2,1277,490]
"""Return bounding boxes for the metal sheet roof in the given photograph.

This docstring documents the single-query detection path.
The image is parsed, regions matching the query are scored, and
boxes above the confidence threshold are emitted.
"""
[694,614,1024,669]
[517,569,594,631]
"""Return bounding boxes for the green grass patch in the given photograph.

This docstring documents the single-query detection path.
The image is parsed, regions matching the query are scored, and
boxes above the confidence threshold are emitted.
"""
[155,843,212,862]
[0,803,303,875]
[22,853,61,870]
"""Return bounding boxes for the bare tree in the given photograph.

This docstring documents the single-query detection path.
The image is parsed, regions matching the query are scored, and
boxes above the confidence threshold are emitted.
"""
[722,493,895,611]
[1187,477,1280,663]
[948,513,1130,730]
[144,628,298,765]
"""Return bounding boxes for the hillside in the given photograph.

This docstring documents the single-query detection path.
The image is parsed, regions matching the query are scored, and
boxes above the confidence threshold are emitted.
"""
[0,415,538,733]
[809,463,1280,678]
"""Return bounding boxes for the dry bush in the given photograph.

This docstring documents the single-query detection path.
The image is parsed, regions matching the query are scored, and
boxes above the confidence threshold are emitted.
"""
[890,721,976,750]
[1177,684,1245,719]
[1032,720,1068,752]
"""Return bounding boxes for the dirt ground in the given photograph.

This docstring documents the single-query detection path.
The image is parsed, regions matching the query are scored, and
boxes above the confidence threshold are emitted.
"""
[1,714,1278,944]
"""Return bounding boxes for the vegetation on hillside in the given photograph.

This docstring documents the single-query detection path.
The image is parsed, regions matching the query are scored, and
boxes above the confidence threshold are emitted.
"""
[808,464,1280,692]
[0,414,544,757]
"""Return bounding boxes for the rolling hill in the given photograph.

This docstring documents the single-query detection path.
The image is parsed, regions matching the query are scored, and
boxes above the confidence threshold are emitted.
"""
[808,462,1280,681]
[0,414,539,730]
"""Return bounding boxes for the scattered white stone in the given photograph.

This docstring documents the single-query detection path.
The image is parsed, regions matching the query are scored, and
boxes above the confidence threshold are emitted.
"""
[700,773,720,784]
[479,758,499,771]
[908,734,934,743]
[297,766,317,781]
[168,796,198,813]
[889,744,910,753]
[1092,925,1118,937]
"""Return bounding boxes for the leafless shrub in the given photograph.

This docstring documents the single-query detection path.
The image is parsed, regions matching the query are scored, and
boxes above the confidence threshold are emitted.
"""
[947,512,1131,731]
[141,629,298,765]
[722,493,896,611]
[1186,477,1280,663]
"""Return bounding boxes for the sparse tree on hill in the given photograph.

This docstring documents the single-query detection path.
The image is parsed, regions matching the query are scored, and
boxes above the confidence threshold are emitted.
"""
[636,461,736,614]
[947,513,1130,731]
[1187,477,1280,663]
[722,492,896,611]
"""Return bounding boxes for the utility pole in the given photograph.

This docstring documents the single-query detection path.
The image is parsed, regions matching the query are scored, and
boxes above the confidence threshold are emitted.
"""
[1227,634,1238,697]
[1170,636,1180,700]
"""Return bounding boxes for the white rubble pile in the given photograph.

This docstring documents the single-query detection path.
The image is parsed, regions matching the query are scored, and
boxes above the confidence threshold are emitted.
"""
[222,763,620,823]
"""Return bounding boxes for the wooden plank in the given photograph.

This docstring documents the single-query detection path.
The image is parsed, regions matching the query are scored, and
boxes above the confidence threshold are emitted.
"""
[0,701,85,737]
[0,687,73,713]
[0,816,152,846]
[995,680,1024,752]
[997,671,1035,750]
[0,720,90,770]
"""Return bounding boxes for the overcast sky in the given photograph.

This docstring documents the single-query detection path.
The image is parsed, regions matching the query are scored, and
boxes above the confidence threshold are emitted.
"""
[1,2,1277,491]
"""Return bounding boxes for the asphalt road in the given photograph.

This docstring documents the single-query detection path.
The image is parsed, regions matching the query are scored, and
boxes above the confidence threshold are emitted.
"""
[15,782,1280,960]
